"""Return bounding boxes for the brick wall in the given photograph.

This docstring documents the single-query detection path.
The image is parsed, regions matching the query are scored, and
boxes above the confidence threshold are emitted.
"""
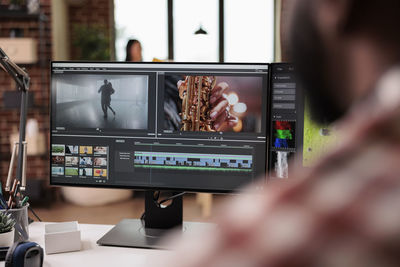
[0,0,114,186]
[68,0,114,60]
[0,0,52,182]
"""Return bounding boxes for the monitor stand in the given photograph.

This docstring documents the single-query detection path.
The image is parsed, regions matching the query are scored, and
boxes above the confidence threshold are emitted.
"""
[97,191,214,249]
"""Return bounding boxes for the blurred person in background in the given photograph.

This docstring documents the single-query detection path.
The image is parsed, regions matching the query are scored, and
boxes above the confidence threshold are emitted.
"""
[125,39,142,62]
[150,0,400,266]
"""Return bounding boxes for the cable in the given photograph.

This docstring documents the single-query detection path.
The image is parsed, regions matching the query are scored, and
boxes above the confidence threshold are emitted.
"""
[28,206,42,222]
[156,192,186,207]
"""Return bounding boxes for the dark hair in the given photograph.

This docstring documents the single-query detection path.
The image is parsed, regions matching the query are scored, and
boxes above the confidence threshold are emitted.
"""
[344,0,400,46]
[125,39,141,61]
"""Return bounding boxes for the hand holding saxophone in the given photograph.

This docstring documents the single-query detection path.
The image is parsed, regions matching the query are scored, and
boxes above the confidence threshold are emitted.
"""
[178,76,238,132]
[209,82,238,131]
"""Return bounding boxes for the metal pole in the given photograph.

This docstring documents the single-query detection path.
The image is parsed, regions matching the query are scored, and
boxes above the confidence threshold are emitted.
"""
[0,47,30,191]
[16,89,28,183]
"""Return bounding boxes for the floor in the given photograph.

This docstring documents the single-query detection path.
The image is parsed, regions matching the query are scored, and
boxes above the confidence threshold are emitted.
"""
[56,99,148,130]
[32,193,227,225]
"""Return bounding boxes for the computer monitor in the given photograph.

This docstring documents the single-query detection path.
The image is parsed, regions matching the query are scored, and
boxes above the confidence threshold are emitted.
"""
[50,62,270,248]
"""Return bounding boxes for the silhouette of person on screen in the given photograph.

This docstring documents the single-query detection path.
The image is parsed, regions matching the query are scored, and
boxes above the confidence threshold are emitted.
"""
[98,79,116,118]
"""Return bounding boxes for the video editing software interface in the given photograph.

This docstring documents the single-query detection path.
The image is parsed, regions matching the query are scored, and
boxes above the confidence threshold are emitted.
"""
[269,64,304,179]
[50,63,269,192]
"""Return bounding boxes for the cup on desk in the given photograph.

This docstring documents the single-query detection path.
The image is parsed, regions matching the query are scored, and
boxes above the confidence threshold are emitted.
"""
[1,204,30,242]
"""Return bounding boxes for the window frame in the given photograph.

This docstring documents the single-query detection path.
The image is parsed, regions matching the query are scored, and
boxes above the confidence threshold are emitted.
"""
[115,0,275,62]
[168,0,275,62]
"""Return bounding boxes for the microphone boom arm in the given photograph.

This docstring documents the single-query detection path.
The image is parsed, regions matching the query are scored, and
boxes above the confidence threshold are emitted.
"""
[0,47,31,192]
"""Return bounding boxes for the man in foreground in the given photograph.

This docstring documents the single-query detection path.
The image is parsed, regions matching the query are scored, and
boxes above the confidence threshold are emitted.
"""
[151,0,400,266]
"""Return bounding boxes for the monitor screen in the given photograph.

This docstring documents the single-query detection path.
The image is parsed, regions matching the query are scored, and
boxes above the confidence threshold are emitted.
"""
[50,62,269,192]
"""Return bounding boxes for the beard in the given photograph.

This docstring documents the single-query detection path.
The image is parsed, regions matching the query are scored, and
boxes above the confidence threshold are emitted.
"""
[288,2,348,124]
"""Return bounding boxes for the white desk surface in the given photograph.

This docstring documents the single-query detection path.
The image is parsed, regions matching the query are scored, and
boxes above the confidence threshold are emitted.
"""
[0,222,168,267]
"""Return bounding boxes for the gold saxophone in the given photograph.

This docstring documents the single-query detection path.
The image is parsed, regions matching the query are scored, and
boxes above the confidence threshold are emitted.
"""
[178,76,217,131]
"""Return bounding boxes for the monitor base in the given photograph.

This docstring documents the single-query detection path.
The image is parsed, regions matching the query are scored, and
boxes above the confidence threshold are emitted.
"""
[97,218,214,249]
[97,191,215,249]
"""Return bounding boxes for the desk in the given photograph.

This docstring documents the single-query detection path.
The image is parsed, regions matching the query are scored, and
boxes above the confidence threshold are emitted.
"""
[0,222,168,267]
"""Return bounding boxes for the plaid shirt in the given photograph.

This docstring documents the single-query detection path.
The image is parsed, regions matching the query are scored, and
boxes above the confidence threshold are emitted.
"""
[150,67,400,267]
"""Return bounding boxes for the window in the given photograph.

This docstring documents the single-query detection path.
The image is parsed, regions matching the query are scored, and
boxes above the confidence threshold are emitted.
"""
[224,0,275,62]
[114,0,274,62]
[114,0,168,61]
[173,0,219,62]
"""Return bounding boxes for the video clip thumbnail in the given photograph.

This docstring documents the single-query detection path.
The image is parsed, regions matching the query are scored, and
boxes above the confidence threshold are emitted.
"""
[65,145,79,154]
[79,157,93,166]
[93,157,107,167]
[93,168,107,178]
[52,166,64,176]
[94,146,107,155]
[65,156,79,166]
[65,167,78,176]
[79,168,93,177]
[52,156,65,165]
[52,144,65,156]
[79,146,93,155]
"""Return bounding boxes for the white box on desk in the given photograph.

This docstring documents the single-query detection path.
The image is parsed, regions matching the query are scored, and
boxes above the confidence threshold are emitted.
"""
[45,221,81,254]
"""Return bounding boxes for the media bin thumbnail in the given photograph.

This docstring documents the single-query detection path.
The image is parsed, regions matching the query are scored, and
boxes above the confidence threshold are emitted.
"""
[79,146,93,155]
[65,145,78,154]
[163,75,263,133]
[94,169,107,178]
[79,168,93,177]
[52,144,65,156]
[94,146,107,155]
[54,74,148,131]
[51,156,64,165]
[79,157,93,166]
[65,167,78,176]
[65,156,79,166]
[93,157,107,167]
[52,167,64,176]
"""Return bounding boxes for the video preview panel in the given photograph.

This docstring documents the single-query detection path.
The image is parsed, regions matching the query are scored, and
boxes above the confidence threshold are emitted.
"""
[163,75,264,133]
[54,74,149,131]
